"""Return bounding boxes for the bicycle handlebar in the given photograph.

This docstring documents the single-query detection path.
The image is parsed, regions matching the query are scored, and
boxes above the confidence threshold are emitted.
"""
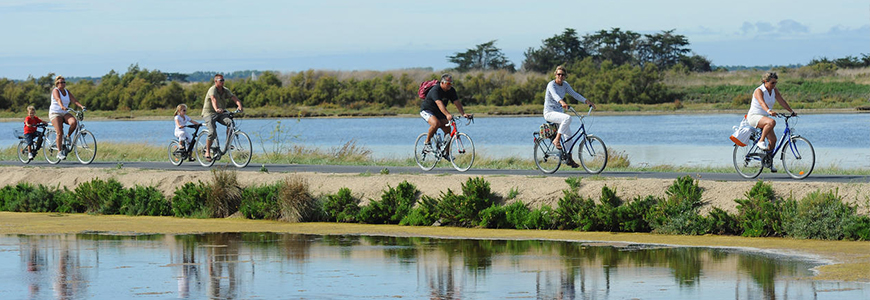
[451,114,474,126]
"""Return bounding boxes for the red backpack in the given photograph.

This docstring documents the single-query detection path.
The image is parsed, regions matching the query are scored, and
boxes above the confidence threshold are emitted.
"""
[418,79,439,99]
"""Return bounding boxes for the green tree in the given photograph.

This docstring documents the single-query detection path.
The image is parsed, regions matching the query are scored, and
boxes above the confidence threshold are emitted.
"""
[638,29,692,69]
[582,28,641,66]
[522,28,587,72]
[448,40,515,72]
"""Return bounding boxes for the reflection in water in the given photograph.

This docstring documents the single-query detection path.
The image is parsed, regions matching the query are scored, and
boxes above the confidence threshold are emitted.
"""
[1,233,865,299]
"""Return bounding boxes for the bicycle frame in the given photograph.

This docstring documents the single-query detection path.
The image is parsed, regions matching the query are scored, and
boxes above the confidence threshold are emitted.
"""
[747,115,799,161]
[559,106,595,157]
[211,113,240,158]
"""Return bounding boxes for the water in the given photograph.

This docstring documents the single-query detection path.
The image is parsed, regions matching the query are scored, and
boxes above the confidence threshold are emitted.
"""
[2,113,867,168]
[0,233,865,299]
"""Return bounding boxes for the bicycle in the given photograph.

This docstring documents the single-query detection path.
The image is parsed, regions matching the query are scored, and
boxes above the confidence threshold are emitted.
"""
[533,106,607,174]
[733,114,814,179]
[414,115,475,172]
[194,110,252,168]
[168,123,204,166]
[14,123,49,164]
[45,109,97,165]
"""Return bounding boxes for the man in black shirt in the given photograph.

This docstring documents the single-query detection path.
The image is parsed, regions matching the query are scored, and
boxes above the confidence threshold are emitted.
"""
[419,74,469,147]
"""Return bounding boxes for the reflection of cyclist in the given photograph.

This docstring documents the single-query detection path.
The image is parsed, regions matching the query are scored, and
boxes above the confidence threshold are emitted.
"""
[49,76,86,160]
[201,74,243,161]
[543,66,595,168]
[420,74,469,149]
[746,72,796,159]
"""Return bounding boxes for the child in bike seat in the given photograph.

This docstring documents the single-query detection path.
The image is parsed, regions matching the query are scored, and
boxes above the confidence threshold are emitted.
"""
[174,104,199,150]
[23,105,47,159]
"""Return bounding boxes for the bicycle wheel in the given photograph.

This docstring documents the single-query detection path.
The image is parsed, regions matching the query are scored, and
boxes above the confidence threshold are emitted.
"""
[229,131,253,168]
[195,130,215,167]
[781,136,815,179]
[44,129,61,164]
[576,135,607,174]
[733,145,763,179]
[17,141,30,163]
[74,130,97,164]
[449,133,475,172]
[534,136,561,174]
[414,133,439,171]
[168,140,184,166]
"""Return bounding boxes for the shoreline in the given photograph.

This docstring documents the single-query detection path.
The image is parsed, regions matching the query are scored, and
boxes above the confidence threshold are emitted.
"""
[1,212,867,282]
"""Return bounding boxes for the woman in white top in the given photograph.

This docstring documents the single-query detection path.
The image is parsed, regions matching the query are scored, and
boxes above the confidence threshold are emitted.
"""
[49,76,86,160]
[746,72,796,154]
[543,66,596,168]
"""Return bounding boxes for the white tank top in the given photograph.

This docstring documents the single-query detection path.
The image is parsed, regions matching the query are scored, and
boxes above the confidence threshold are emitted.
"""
[49,88,71,114]
[748,84,775,116]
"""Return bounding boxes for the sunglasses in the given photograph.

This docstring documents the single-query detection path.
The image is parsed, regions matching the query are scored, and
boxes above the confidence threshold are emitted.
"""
[217,79,225,82]
[58,81,66,84]
[555,73,566,76]
[769,81,777,85]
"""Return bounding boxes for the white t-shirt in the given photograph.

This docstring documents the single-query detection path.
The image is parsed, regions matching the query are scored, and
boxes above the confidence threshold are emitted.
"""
[174,115,191,135]
[49,88,71,114]
[543,80,586,114]
[748,84,775,116]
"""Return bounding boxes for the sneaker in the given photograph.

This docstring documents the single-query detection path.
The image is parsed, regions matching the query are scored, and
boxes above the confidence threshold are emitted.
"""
[756,140,769,151]
[423,143,435,153]
[57,152,66,160]
[27,152,34,160]
[769,165,777,173]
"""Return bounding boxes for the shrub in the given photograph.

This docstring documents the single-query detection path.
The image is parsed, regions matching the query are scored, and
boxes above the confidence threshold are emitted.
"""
[565,176,582,191]
[706,207,739,235]
[647,176,706,235]
[844,215,870,241]
[240,184,281,220]
[400,195,439,226]
[359,181,418,224]
[323,187,360,222]
[504,201,531,229]
[781,189,856,240]
[735,181,783,237]
[553,189,597,231]
[616,195,657,232]
[121,185,171,216]
[595,186,622,231]
[0,183,64,212]
[74,178,126,214]
[478,204,509,228]
[171,181,210,218]
[433,177,495,227]
[462,177,494,213]
[526,205,556,230]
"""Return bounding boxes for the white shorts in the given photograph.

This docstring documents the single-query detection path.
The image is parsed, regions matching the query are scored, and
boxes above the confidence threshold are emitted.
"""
[420,110,433,122]
[746,113,768,128]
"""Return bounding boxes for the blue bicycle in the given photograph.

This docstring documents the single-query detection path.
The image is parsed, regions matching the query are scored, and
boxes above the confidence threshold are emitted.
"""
[733,114,814,179]
[533,106,607,174]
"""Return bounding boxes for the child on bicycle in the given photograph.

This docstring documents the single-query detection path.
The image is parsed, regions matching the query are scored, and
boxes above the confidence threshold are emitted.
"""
[174,104,199,150]
[23,105,47,160]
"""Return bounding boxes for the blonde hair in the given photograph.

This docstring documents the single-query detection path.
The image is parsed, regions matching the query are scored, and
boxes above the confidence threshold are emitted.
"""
[26,105,35,112]
[762,72,778,83]
[555,65,567,75]
[54,75,65,86]
[174,104,188,116]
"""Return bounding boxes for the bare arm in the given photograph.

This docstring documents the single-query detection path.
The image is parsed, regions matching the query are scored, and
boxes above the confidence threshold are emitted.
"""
[68,92,84,109]
[452,100,468,117]
[175,117,184,129]
[774,89,794,115]
[232,95,243,111]
[435,100,452,120]
[210,95,223,114]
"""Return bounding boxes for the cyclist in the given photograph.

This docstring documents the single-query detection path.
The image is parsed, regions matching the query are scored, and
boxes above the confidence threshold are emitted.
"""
[49,75,86,160]
[746,72,796,172]
[201,74,243,161]
[23,105,47,160]
[420,74,469,151]
[543,66,595,168]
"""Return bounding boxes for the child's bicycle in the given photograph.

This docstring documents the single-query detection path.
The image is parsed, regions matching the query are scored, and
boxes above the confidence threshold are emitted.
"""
[45,109,97,165]
[168,123,204,166]
[732,114,815,179]
[533,106,607,174]
[194,110,252,168]
[14,123,49,164]
[414,115,475,172]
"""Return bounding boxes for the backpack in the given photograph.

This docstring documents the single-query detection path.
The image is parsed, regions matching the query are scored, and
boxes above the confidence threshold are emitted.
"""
[418,79,439,99]
[730,117,754,147]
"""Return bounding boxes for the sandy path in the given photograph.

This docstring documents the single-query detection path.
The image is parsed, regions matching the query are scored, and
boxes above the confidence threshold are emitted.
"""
[1,166,867,213]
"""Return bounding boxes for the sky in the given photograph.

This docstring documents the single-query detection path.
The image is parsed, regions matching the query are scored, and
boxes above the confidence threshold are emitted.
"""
[1,0,868,79]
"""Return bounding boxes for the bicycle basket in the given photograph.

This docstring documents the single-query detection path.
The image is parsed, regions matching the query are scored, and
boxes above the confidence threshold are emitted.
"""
[13,129,23,139]
[539,123,558,139]
[76,111,84,121]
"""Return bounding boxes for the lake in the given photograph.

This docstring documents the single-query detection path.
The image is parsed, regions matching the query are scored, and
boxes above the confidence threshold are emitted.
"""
[2,113,867,168]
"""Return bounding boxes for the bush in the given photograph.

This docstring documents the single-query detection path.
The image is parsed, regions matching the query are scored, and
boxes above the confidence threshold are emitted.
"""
[74,178,127,214]
[0,183,64,212]
[122,185,171,216]
[504,201,531,229]
[277,176,319,222]
[206,169,242,218]
[647,176,706,235]
[595,186,622,231]
[240,184,281,220]
[433,177,495,227]
[478,204,509,228]
[616,195,657,232]
[844,215,870,241]
[359,181,418,224]
[526,205,556,230]
[323,187,360,222]
[706,207,739,235]
[400,195,439,226]
[781,189,856,240]
[735,181,783,237]
[553,189,597,231]
[171,181,210,218]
